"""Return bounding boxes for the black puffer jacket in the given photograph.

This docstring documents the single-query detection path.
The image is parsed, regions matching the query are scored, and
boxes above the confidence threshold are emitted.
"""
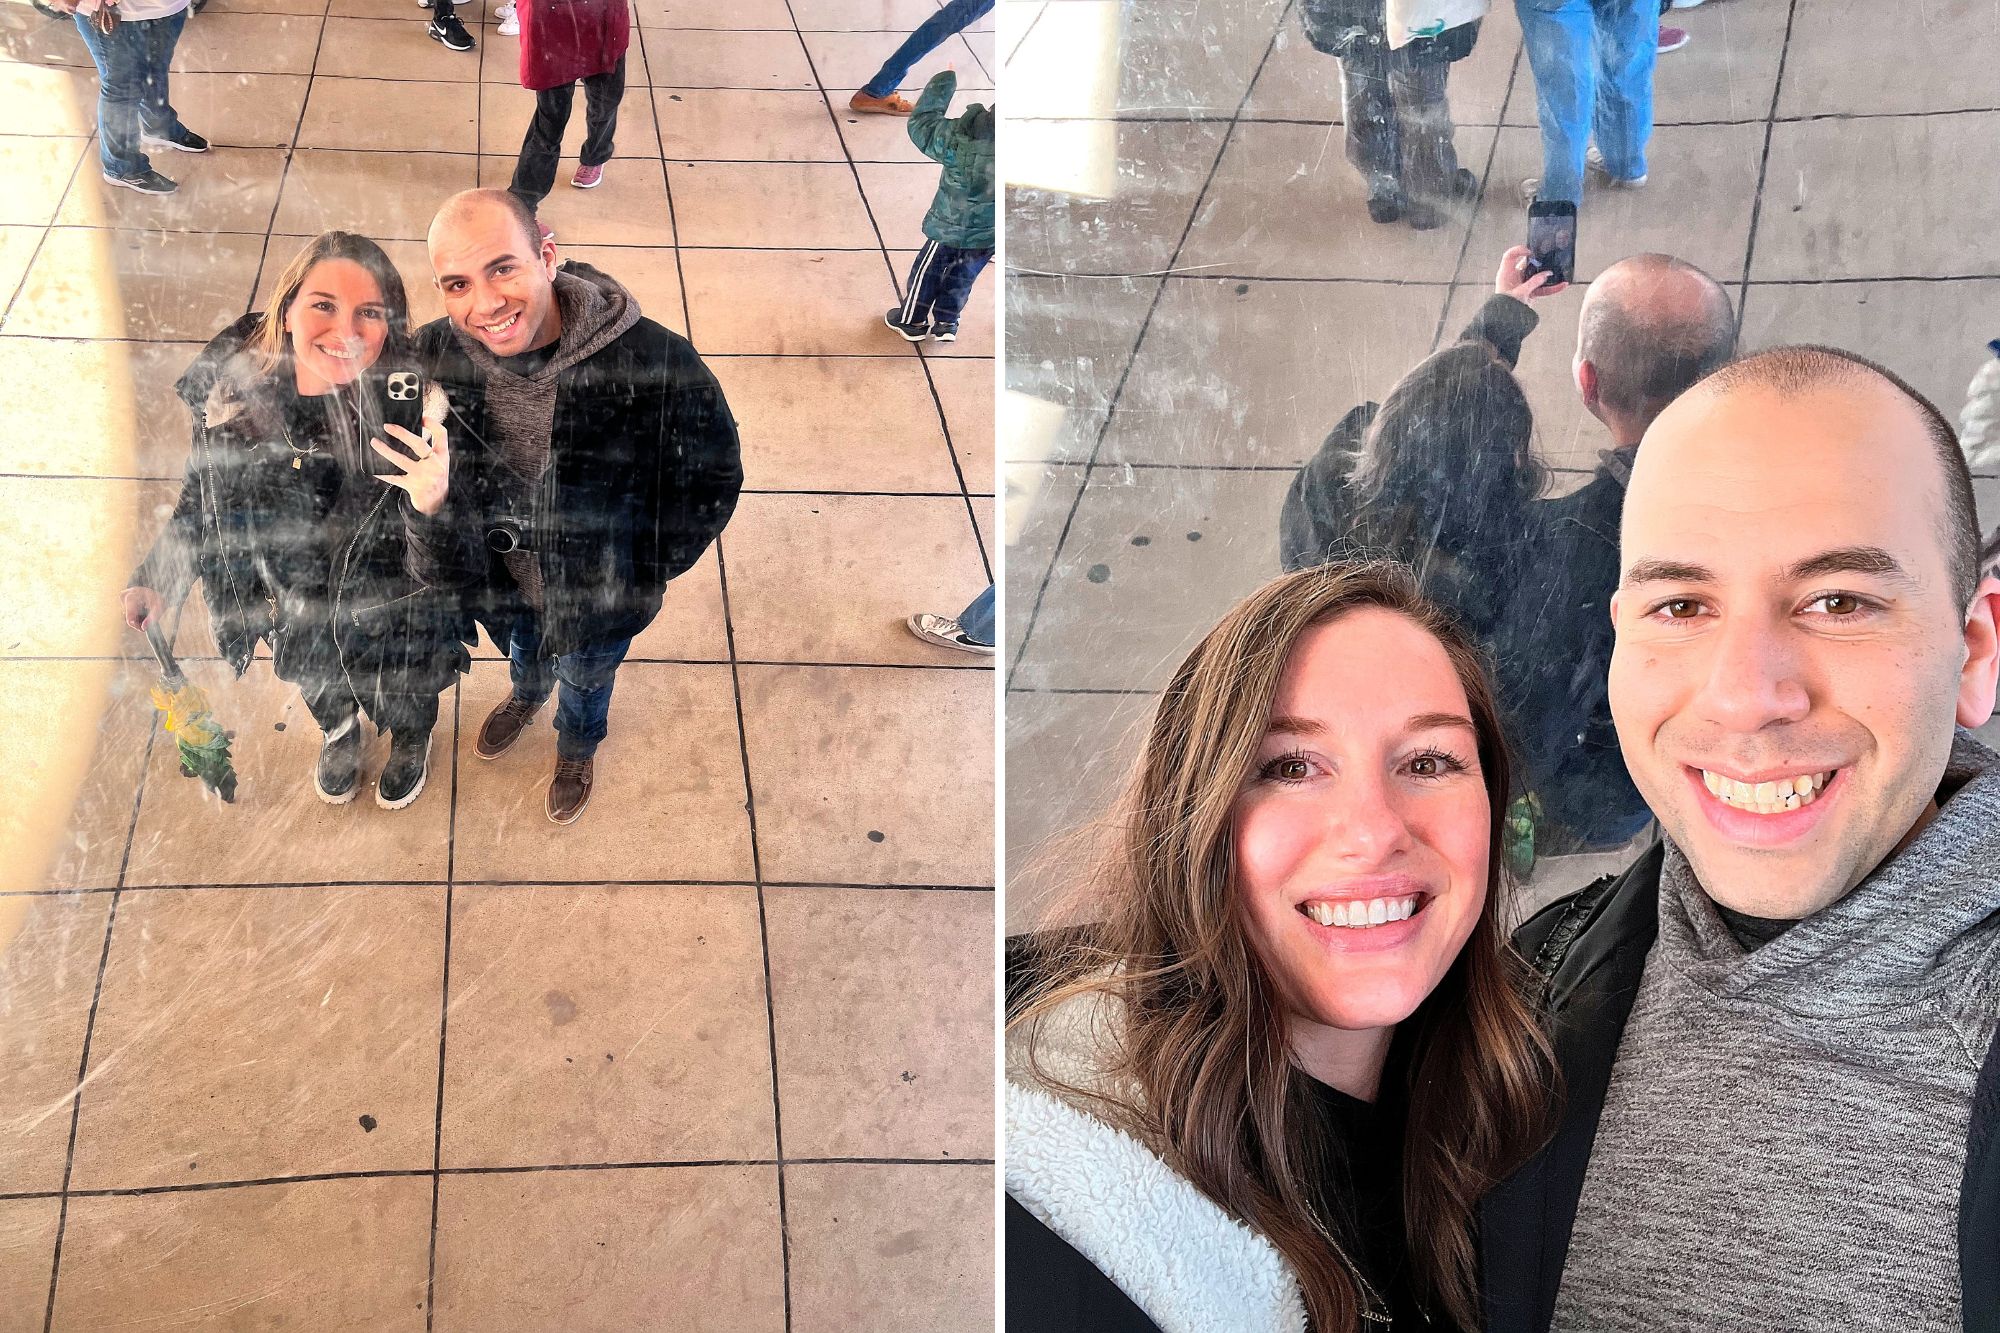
[408,294,743,659]
[135,315,469,701]
[1299,0,1481,62]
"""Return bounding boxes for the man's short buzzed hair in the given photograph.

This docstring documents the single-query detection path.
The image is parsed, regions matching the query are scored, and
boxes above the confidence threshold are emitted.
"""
[1696,344,1982,609]
[1579,255,1737,422]
[433,188,542,255]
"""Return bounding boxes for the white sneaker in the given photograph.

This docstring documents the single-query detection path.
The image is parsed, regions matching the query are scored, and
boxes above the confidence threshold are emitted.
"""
[1669,0,1708,8]
[905,613,994,655]
[497,2,517,34]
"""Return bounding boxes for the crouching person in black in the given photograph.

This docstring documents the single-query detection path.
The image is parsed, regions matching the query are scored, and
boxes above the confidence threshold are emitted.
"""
[121,231,468,810]
[412,188,743,826]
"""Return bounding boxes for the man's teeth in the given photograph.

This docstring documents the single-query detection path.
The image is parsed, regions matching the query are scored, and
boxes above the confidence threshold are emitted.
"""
[482,312,520,334]
[1299,896,1419,929]
[1701,768,1835,815]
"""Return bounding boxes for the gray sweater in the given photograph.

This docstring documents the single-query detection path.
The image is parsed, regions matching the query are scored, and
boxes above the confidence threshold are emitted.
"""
[1553,734,2000,1331]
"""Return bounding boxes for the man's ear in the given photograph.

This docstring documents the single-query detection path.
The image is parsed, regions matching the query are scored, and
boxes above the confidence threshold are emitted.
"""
[1957,573,2000,728]
[1575,357,1599,410]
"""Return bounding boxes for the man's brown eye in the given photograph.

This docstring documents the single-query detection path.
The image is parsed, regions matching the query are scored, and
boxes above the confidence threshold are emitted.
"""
[1664,599,1700,619]
[1822,594,1859,615]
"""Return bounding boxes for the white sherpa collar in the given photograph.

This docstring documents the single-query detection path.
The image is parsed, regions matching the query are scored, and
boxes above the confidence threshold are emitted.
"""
[1006,987,1308,1333]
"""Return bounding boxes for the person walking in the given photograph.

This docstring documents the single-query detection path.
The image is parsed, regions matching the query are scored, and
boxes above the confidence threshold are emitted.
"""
[907,585,994,655]
[847,0,992,114]
[1515,0,1660,204]
[57,0,207,195]
[883,68,993,343]
[510,0,630,206]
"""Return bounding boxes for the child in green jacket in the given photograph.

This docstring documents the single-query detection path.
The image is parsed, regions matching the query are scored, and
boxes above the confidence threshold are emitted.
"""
[884,69,994,343]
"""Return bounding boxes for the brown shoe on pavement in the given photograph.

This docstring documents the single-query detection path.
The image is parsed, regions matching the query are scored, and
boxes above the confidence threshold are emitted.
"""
[476,694,543,760]
[547,756,594,824]
[848,90,914,114]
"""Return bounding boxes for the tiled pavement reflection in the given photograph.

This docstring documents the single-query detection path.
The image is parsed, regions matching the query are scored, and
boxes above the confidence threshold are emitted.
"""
[0,0,996,1327]
[1002,0,2000,929]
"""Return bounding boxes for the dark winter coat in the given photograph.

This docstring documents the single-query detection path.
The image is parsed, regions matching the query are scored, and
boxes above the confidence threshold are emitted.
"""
[408,269,743,660]
[133,315,468,702]
[1497,445,1651,849]
[910,70,995,251]
[519,0,628,91]
[1278,293,1541,655]
[1480,832,2000,1333]
[1299,0,1480,62]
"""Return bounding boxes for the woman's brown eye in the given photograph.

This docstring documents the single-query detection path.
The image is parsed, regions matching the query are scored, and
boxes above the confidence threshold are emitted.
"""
[1278,759,1309,780]
[1411,756,1436,776]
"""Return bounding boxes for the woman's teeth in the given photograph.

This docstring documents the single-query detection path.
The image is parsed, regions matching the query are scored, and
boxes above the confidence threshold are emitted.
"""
[1298,896,1419,929]
[1701,768,1835,815]
[316,344,358,360]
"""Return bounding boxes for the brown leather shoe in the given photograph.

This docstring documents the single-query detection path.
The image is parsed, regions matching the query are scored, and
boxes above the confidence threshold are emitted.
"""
[475,694,543,760]
[547,756,593,824]
[848,89,914,114]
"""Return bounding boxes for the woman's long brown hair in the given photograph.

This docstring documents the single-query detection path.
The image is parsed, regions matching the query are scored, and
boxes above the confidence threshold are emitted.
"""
[250,231,412,376]
[1013,561,1557,1332]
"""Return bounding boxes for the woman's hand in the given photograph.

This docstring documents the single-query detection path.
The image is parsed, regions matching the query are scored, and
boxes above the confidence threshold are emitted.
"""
[371,420,450,517]
[121,585,164,632]
[1496,244,1565,300]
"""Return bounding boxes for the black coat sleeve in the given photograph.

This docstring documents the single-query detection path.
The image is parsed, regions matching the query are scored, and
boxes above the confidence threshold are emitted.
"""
[1454,293,1540,367]
[641,337,744,585]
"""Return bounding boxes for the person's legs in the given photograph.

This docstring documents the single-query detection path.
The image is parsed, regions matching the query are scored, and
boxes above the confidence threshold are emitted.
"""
[958,584,995,647]
[1391,52,1463,226]
[921,245,990,329]
[298,674,365,803]
[74,14,147,178]
[550,637,633,761]
[858,0,994,98]
[1514,0,1596,202]
[506,614,558,707]
[1337,37,1400,206]
[894,239,944,330]
[134,10,190,143]
[1590,0,1657,182]
[576,57,625,168]
[510,81,576,208]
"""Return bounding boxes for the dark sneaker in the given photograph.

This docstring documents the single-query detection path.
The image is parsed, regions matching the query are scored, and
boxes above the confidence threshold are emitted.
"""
[929,322,958,342]
[884,309,928,341]
[905,612,993,655]
[314,717,363,805]
[1366,192,1402,224]
[1405,202,1444,231]
[103,168,177,195]
[475,693,543,760]
[142,127,209,153]
[1449,166,1478,200]
[428,13,473,50]
[547,756,594,824]
[376,730,432,810]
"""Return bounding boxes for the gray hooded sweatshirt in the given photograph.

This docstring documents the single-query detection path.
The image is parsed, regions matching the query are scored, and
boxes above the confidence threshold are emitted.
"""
[1554,732,2000,1331]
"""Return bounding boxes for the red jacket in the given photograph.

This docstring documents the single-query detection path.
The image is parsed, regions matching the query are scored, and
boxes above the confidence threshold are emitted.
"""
[518,0,629,91]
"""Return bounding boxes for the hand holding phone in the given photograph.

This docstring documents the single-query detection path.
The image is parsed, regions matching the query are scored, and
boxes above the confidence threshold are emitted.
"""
[1525,200,1578,288]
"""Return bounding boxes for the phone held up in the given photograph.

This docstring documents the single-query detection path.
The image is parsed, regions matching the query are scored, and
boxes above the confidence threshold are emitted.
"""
[359,365,426,476]
[1525,200,1578,287]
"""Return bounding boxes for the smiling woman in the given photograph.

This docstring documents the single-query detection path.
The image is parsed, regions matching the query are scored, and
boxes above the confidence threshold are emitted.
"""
[1004,562,1557,1333]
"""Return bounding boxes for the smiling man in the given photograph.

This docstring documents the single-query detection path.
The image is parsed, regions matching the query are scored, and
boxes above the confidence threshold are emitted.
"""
[1481,345,2000,1333]
[410,189,741,824]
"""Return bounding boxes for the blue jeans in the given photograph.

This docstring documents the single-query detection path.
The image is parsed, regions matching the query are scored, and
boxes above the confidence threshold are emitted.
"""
[505,619,634,761]
[959,584,994,647]
[859,0,994,97]
[1515,0,1657,203]
[74,7,189,179]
